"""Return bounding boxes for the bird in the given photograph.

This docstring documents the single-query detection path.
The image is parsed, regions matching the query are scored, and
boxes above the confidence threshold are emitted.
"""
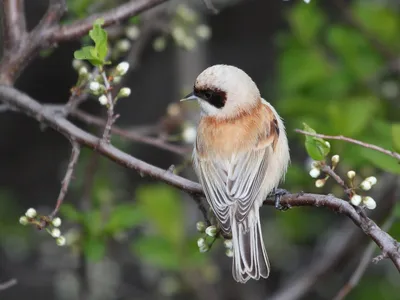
[181,64,290,283]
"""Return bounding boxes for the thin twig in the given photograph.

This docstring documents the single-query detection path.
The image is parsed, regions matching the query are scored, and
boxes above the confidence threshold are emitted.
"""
[1,85,400,272]
[0,278,17,291]
[46,0,170,42]
[49,140,81,219]
[71,109,189,155]
[333,214,397,300]
[295,129,400,161]
[100,71,117,143]
[0,0,27,51]
[201,0,219,14]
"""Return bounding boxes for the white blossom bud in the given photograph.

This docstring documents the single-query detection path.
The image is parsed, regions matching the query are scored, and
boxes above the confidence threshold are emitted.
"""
[199,244,209,253]
[25,208,37,218]
[153,36,167,52]
[197,237,206,248]
[182,126,197,143]
[172,27,186,43]
[195,24,211,40]
[223,239,233,250]
[51,228,61,238]
[365,176,377,186]
[125,25,140,40]
[360,180,372,191]
[112,76,122,84]
[331,155,340,164]
[325,141,331,148]
[79,66,88,76]
[304,0,311,3]
[56,236,66,246]
[72,59,83,70]
[363,196,376,210]
[116,62,129,76]
[118,87,131,98]
[350,194,362,206]
[347,170,356,179]
[52,217,62,227]
[309,168,321,178]
[225,248,233,257]
[182,37,197,51]
[315,179,325,188]
[116,39,131,52]
[196,221,206,232]
[98,95,108,106]
[205,225,217,237]
[19,216,29,225]
[89,81,101,92]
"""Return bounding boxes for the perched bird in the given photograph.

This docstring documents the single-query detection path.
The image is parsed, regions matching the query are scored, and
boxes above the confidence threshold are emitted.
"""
[181,64,290,283]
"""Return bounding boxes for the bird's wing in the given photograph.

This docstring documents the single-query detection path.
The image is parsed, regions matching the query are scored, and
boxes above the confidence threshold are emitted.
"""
[194,109,280,232]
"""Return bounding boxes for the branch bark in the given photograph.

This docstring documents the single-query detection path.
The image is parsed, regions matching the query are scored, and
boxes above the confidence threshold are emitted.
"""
[0,85,399,272]
[0,0,27,51]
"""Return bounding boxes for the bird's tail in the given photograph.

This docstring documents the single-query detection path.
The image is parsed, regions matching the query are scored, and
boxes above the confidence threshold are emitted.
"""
[231,212,270,283]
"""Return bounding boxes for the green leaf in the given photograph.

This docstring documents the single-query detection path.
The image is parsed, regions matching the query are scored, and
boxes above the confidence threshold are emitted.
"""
[60,204,83,223]
[89,18,108,62]
[359,147,400,174]
[83,210,103,237]
[74,46,96,60]
[392,123,400,153]
[83,236,106,261]
[104,203,144,234]
[136,184,184,246]
[302,123,330,161]
[131,236,181,270]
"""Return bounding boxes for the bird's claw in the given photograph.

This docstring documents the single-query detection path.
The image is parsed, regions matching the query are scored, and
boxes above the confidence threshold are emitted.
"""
[273,188,291,211]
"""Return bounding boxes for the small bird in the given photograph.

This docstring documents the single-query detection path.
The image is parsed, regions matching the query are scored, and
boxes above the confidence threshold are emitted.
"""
[181,64,290,283]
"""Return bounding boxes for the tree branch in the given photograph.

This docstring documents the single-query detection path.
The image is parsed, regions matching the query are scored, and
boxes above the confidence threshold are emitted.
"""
[0,278,17,291]
[46,0,170,42]
[0,85,399,271]
[71,109,189,155]
[295,129,400,161]
[0,0,27,51]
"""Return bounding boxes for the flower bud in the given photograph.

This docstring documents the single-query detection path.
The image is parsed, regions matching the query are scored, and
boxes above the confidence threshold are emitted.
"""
[52,217,62,227]
[199,244,209,253]
[113,76,122,84]
[98,95,108,106]
[347,170,356,179]
[116,39,131,52]
[19,216,29,225]
[51,228,61,238]
[225,248,233,257]
[195,24,211,40]
[78,67,88,76]
[197,237,206,248]
[315,179,325,188]
[196,221,206,232]
[25,208,37,218]
[89,81,102,93]
[56,236,66,246]
[325,141,331,149]
[116,62,129,76]
[72,59,83,70]
[223,239,233,249]
[182,126,196,143]
[360,181,372,191]
[118,87,131,98]
[153,36,167,52]
[125,26,140,40]
[182,37,197,51]
[363,196,376,210]
[331,155,340,164]
[365,176,377,186]
[205,225,217,237]
[309,168,320,178]
[351,194,362,206]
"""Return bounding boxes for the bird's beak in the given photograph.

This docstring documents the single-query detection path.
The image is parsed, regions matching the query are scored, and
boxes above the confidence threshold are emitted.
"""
[180,91,197,102]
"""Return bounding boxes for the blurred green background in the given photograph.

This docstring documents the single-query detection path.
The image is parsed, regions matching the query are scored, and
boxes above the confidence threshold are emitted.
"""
[0,0,399,299]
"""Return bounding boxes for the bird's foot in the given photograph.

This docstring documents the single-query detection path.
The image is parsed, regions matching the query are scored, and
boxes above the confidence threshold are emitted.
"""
[273,188,291,211]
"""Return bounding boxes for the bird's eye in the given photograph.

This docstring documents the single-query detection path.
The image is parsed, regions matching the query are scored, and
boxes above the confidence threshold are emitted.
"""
[203,91,212,99]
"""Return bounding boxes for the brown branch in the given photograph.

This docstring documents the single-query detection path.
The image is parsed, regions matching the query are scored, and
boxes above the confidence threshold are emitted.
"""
[46,0,170,42]
[71,109,189,155]
[49,140,81,219]
[0,0,170,85]
[334,214,397,300]
[0,0,27,51]
[1,85,400,271]
[295,129,400,161]
[0,278,17,291]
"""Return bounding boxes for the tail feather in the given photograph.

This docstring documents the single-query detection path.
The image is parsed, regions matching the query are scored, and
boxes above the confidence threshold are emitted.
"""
[232,213,269,283]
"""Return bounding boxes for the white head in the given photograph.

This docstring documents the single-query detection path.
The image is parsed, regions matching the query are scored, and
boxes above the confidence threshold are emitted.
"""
[182,65,261,119]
